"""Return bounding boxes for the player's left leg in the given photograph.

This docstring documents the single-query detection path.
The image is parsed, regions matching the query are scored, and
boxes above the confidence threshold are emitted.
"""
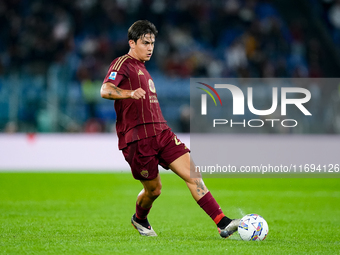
[169,152,208,201]
[168,152,240,238]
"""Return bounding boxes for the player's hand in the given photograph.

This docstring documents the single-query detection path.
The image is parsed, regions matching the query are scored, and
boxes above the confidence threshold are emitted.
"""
[130,88,146,99]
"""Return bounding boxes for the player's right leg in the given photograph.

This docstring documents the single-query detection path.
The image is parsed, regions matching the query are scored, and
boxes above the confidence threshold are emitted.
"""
[131,174,161,236]
[137,173,162,209]
[122,137,161,236]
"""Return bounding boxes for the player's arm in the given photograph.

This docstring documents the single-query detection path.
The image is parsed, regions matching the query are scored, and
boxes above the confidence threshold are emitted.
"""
[100,82,146,100]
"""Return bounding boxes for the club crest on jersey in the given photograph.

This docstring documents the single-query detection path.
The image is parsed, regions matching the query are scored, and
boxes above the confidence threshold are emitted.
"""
[109,72,117,80]
[140,170,149,178]
[149,79,156,93]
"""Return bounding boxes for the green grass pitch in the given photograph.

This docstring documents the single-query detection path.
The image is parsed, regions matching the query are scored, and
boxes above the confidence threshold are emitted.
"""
[0,172,339,254]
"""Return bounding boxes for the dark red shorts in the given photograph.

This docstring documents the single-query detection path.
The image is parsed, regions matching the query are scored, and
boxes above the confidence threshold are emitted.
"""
[122,129,190,180]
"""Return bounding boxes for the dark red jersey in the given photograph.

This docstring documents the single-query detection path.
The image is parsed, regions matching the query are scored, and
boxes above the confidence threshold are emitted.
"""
[103,54,169,149]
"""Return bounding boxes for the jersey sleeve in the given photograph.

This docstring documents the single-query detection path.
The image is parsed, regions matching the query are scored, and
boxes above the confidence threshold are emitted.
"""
[103,55,130,87]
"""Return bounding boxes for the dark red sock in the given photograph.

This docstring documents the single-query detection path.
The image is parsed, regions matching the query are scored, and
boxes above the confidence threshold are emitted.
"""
[197,191,225,224]
[136,203,151,220]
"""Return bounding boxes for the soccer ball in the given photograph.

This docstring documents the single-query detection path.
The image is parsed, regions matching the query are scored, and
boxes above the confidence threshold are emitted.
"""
[238,214,269,241]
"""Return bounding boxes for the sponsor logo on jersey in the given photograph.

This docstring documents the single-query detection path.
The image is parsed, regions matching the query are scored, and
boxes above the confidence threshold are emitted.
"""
[149,79,156,93]
[109,72,117,80]
[149,95,159,103]
[138,69,144,75]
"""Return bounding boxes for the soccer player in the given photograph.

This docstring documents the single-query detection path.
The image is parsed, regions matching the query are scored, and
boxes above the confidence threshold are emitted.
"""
[100,20,239,238]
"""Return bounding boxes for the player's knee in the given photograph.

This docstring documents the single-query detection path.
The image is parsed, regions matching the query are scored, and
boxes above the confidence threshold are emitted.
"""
[151,189,161,199]
[147,184,162,200]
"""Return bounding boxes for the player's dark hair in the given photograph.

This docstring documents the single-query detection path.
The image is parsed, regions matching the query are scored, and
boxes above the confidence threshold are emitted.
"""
[128,20,158,42]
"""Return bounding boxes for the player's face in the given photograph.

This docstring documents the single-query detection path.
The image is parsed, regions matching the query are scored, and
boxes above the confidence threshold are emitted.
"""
[129,33,155,62]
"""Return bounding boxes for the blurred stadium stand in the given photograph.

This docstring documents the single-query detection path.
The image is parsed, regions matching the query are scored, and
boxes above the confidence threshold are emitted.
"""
[1,0,340,133]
